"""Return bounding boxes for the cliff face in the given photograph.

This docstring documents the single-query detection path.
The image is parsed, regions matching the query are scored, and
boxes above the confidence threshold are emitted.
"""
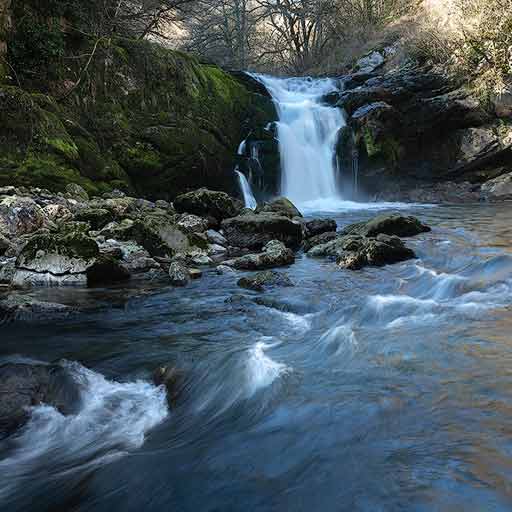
[0,2,275,199]
[334,45,512,197]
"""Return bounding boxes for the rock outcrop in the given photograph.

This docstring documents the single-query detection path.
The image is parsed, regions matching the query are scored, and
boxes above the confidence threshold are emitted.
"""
[238,270,293,292]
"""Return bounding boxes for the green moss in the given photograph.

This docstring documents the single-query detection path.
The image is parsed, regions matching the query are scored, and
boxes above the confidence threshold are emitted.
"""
[363,128,402,167]
[46,137,80,160]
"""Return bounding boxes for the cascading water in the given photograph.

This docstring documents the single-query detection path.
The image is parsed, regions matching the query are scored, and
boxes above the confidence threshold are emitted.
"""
[253,75,346,209]
[236,169,257,210]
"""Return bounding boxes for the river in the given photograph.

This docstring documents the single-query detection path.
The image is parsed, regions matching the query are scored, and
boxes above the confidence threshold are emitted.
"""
[2,201,512,511]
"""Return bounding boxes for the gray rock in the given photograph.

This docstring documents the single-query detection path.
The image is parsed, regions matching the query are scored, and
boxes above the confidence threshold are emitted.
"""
[0,363,80,437]
[238,270,293,292]
[223,240,294,270]
[0,196,45,236]
[42,204,73,224]
[355,50,385,74]
[481,172,512,199]
[221,213,303,250]
[303,218,337,238]
[75,208,114,230]
[304,231,338,253]
[177,214,209,233]
[0,295,74,323]
[14,229,100,287]
[206,229,227,246]
[337,234,416,270]
[169,261,190,287]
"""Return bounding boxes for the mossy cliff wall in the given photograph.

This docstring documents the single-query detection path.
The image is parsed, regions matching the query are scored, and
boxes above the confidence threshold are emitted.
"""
[0,2,275,199]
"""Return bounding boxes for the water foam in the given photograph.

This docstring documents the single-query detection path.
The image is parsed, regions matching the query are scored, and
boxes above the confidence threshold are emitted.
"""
[0,361,168,500]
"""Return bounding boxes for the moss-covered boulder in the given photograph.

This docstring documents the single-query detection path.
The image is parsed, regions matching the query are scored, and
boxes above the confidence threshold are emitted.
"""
[14,228,99,286]
[255,197,302,219]
[174,188,242,223]
[341,213,431,238]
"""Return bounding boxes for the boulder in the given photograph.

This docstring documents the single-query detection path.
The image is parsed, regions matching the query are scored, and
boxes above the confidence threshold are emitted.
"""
[337,234,416,270]
[13,229,100,286]
[173,188,242,223]
[304,231,338,253]
[0,196,45,236]
[355,50,385,74]
[0,363,80,437]
[42,204,73,224]
[169,261,190,287]
[177,214,209,233]
[238,270,293,292]
[223,240,294,270]
[481,172,512,199]
[221,213,302,250]
[206,229,227,246]
[255,197,302,219]
[65,183,89,202]
[98,215,207,258]
[189,268,203,280]
[98,239,160,276]
[0,232,10,256]
[341,213,430,238]
[0,257,15,284]
[491,83,512,118]
[302,218,337,239]
[75,208,114,230]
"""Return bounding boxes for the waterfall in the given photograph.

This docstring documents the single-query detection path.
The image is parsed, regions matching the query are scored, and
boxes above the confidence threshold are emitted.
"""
[252,75,346,209]
[236,169,257,210]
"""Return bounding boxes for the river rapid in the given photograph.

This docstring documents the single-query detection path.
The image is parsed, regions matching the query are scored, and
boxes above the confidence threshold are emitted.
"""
[2,201,512,511]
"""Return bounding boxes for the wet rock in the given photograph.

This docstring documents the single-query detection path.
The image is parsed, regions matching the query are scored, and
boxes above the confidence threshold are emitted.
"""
[481,172,512,200]
[0,196,45,236]
[303,218,337,239]
[216,264,236,275]
[65,183,89,202]
[221,213,302,250]
[0,295,74,323]
[75,208,114,230]
[0,363,80,437]
[174,188,242,223]
[255,197,302,219]
[238,270,293,292]
[223,240,294,270]
[169,261,190,287]
[189,268,203,280]
[341,213,430,238]
[304,231,338,253]
[13,229,100,286]
[337,234,416,270]
[153,366,183,406]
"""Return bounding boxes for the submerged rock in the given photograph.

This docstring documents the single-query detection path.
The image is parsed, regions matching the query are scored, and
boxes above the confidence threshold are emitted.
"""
[238,270,293,292]
[0,363,80,438]
[221,213,302,250]
[174,188,242,223]
[153,366,183,406]
[223,240,294,270]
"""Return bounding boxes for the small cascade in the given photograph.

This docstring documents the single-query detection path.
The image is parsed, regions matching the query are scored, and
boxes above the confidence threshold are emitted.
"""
[236,169,257,209]
[252,75,346,209]
[352,143,359,197]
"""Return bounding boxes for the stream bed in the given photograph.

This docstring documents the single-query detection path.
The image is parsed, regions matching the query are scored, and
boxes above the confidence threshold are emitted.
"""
[2,202,512,511]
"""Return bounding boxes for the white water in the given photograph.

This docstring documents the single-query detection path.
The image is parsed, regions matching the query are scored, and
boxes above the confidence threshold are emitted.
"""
[236,170,257,210]
[254,75,346,209]
[0,361,168,500]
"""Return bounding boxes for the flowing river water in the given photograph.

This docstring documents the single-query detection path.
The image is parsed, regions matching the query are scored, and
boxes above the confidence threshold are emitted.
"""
[2,202,512,511]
